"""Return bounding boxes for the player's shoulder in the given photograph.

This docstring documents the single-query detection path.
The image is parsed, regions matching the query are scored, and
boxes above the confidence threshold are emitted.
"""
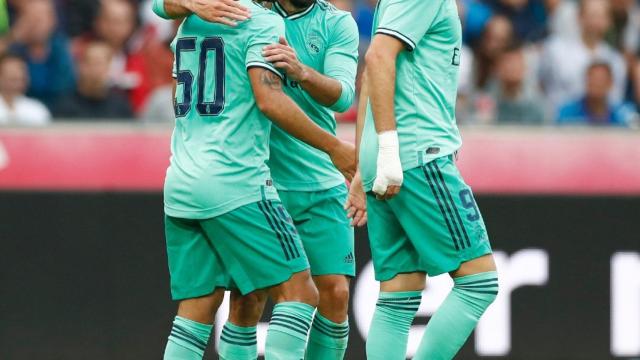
[316,1,357,35]
[316,0,353,22]
[242,1,285,29]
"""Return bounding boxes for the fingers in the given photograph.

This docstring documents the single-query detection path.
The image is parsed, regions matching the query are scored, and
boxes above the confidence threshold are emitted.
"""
[219,0,251,18]
[279,36,289,46]
[264,53,289,63]
[211,16,239,26]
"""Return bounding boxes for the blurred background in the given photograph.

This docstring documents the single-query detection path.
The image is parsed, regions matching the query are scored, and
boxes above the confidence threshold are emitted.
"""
[0,0,639,359]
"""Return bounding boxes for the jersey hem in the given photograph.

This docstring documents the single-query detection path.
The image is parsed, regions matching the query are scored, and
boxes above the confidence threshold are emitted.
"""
[246,62,284,79]
[376,28,416,50]
[362,149,459,191]
[273,177,345,192]
[164,192,278,220]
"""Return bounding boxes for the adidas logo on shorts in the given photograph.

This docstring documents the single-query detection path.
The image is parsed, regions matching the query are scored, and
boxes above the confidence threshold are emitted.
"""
[344,252,354,264]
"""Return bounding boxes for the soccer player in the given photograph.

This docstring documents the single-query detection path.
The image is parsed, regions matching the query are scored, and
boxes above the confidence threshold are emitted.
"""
[356,0,499,359]
[155,1,356,359]
[155,1,364,359]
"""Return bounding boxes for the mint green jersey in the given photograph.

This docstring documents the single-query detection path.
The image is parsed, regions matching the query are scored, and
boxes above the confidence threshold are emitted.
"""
[164,0,286,219]
[360,0,463,191]
[267,0,359,191]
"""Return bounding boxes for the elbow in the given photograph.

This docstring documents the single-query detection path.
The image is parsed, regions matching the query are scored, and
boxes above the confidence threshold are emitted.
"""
[329,83,355,113]
[364,47,386,69]
[256,96,276,116]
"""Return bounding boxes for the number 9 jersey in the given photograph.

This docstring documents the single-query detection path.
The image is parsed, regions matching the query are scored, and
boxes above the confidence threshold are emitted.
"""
[164,1,286,220]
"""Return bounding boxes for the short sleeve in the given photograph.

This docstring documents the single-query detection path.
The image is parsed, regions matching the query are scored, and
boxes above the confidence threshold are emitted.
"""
[245,13,286,79]
[376,0,445,51]
[152,0,171,19]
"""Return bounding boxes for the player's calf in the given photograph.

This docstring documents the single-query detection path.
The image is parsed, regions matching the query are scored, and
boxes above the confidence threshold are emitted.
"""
[306,275,351,360]
[164,289,225,360]
[219,290,268,360]
[366,272,426,360]
[415,255,498,359]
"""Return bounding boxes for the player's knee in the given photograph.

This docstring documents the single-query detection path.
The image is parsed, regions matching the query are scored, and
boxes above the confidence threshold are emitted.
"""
[318,280,350,310]
[229,291,267,326]
[177,289,225,324]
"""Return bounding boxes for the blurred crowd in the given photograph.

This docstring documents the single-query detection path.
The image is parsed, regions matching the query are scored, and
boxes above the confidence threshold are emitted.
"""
[0,0,638,128]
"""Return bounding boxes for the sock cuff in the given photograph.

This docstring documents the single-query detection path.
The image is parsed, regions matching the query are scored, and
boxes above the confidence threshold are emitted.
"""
[453,271,499,285]
[174,316,213,339]
[269,302,315,341]
[315,313,349,329]
[378,290,423,300]
[273,301,316,316]
[311,313,349,342]
[223,322,257,335]
[169,316,212,355]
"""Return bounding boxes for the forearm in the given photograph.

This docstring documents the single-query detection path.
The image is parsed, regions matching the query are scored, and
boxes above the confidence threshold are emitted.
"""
[251,69,339,153]
[298,66,344,108]
[365,52,397,133]
[265,92,339,153]
[355,71,369,160]
[153,0,190,19]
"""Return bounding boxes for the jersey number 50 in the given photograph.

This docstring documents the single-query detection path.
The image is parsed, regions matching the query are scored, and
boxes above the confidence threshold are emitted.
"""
[174,37,226,117]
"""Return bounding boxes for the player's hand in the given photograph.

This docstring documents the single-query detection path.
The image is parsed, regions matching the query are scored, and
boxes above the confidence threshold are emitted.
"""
[186,0,250,26]
[263,37,308,82]
[328,139,356,182]
[344,171,367,227]
[372,131,403,200]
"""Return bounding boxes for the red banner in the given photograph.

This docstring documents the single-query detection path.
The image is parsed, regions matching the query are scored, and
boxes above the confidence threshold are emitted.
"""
[0,126,638,194]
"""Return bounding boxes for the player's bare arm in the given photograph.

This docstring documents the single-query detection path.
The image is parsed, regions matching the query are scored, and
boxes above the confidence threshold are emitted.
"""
[154,0,250,25]
[249,67,356,181]
[365,34,405,200]
[343,71,369,227]
[263,37,344,107]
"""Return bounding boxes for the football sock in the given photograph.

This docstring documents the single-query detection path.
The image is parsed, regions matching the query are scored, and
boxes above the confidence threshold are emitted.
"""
[265,302,315,360]
[164,316,212,360]
[219,322,258,360]
[414,271,498,360]
[366,291,422,360]
[305,312,349,360]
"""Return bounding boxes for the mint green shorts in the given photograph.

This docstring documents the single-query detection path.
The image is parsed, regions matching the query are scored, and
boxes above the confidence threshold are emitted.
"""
[366,155,492,281]
[164,200,309,300]
[278,184,355,277]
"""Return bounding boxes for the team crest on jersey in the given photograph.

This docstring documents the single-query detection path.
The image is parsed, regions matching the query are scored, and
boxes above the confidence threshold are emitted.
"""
[307,33,322,54]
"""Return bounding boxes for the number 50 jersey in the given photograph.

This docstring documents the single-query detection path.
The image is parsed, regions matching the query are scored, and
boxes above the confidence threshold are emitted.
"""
[164,1,286,220]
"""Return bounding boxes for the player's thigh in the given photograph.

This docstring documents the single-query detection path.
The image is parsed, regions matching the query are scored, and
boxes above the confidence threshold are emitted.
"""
[390,156,493,276]
[366,191,421,282]
[164,215,229,301]
[199,200,310,296]
[283,185,356,277]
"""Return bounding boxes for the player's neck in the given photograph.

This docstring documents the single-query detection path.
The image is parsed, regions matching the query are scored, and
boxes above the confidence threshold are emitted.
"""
[277,0,313,15]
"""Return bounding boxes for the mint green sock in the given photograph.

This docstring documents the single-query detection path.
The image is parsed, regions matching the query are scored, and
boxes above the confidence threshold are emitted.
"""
[415,271,498,360]
[219,322,257,360]
[265,302,315,360]
[365,291,422,360]
[305,312,349,360]
[164,316,212,360]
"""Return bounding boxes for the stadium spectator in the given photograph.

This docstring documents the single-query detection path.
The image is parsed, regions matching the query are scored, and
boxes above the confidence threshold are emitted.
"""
[470,15,514,92]
[557,62,634,126]
[607,0,640,55]
[73,0,162,113]
[540,0,627,112]
[8,0,75,108]
[54,41,133,120]
[0,54,51,126]
[546,0,580,40]
[484,0,548,42]
[490,44,545,124]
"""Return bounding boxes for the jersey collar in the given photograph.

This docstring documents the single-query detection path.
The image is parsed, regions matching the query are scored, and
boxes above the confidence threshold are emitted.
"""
[273,1,316,20]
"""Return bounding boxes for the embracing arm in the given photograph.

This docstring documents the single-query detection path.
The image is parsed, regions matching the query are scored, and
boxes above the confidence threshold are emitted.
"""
[249,68,356,180]
[152,0,249,25]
